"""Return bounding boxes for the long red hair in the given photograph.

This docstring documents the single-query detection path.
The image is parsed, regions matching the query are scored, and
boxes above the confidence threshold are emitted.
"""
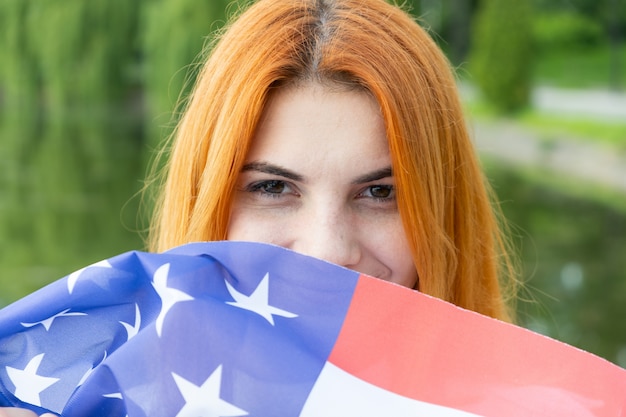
[149,0,516,321]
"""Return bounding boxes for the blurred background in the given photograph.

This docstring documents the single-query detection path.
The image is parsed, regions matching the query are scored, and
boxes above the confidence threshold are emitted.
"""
[0,0,624,366]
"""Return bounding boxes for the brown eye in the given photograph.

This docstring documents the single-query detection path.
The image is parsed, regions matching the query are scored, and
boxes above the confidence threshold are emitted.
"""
[248,180,287,194]
[369,185,393,199]
[260,180,285,194]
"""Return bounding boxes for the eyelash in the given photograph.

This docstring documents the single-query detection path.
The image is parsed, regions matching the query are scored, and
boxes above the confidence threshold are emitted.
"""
[245,180,396,203]
[245,180,297,198]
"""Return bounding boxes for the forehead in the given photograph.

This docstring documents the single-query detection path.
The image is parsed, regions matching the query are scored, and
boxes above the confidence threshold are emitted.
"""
[248,84,389,164]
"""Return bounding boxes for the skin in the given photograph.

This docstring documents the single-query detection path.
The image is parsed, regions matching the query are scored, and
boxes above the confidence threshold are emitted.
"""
[228,83,418,288]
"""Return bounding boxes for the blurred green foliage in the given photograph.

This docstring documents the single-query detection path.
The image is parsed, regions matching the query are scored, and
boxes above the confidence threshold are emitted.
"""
[534,44,626,88]
[141,0,236,146]
[533,11,604,51]
[533,0,626,34]
[469,0,534,113]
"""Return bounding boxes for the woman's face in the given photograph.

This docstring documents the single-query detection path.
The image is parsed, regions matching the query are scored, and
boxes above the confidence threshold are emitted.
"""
[227,84,418,288]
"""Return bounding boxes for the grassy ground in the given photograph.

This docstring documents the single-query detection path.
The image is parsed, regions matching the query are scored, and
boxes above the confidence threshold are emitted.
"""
[534,44,626,89]
[528,44,626,148]
[518,112,626,150]
[466,100,626,150]
[484,156,626,215]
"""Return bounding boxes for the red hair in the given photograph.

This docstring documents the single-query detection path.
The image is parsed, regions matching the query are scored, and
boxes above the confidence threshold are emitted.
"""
[149,0,516,321]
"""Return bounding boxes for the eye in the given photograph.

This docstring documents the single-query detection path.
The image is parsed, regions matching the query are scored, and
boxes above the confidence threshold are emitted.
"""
[251,180,286,194]
[359,184,395,201]
[368,185,393,199]
[245,179,299,199]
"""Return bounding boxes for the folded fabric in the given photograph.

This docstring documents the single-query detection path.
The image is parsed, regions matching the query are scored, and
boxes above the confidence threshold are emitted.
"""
[0,241,624,416]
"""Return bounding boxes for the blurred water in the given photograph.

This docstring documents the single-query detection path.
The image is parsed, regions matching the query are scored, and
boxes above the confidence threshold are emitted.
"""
[488,164,626,367]
[0,112,145,305]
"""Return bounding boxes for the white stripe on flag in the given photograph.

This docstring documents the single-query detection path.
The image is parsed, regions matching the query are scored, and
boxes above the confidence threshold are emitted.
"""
[300,362,485,417]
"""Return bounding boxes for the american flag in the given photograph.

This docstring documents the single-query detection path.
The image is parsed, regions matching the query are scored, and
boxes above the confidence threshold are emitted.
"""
[0,241,624,416]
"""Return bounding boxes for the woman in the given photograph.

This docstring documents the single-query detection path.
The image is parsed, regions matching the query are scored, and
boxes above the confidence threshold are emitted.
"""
[149,0,516,321]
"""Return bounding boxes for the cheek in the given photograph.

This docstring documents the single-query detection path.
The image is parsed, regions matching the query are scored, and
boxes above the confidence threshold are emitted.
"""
[226,208,285,244]
[391,255,419,288]
[365,220,417,288]
[386,250,417,287]
[226,212,256,242]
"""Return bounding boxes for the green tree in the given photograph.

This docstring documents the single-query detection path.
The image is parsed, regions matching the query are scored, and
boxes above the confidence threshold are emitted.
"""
[469,0,534,112]
[26,0,140,118]
[141,0,239,148]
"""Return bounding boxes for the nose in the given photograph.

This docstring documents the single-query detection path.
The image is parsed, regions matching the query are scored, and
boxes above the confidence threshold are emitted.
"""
[290,205,362,269]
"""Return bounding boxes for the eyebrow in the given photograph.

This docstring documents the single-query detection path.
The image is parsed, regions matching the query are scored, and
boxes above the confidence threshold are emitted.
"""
[241,162,393,185]
[241,162,304,182]
[351,167,393,184]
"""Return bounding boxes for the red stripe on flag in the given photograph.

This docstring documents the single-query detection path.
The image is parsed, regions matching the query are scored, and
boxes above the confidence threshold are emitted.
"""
[328,275,626,416]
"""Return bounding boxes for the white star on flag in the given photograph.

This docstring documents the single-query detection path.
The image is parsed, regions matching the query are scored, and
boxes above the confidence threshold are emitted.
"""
[152,263,193,337]
[21,308,87,331]
[225,272,297,325]
[172,365,248,417]
[120,303,141,340]
[77,351,107,388]
[6,353,59,407]
[67,259,113,294]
